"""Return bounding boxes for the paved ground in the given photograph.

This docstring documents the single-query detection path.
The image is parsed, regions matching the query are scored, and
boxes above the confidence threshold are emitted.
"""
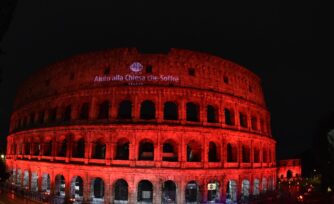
[0,192,43,204]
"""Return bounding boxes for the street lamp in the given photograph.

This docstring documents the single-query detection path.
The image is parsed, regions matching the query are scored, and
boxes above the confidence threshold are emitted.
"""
[0,154,5,159]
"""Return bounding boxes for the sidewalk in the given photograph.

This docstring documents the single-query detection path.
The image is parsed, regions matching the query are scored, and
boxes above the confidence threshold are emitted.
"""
[0,191,44,204]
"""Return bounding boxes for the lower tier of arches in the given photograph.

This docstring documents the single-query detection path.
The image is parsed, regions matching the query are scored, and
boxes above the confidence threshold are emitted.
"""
[6,159,276,204]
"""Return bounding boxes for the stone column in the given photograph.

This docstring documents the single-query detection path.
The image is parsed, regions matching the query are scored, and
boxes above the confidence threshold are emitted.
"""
[203,136,208,168]
[84,140,90,164]
[38,169,42,192]
[50,171,55,196]
[180,100,186,125]
[177,180,185,204]
[105,142,111,165]
[52,136,57,161]
[90,97,97,120]
[66,139,71,163]
[238,141,242,167]
[220,177,226,203]
[133,96,139,121]
[157,93,163,122]
[250,140,254,168]
[83,174,90,202]
[104,180,111,204]
[128,184,137,204]
[200,99,205,125]
[154,180,162,204]
[202,180,208,203]
[65,174,71,203]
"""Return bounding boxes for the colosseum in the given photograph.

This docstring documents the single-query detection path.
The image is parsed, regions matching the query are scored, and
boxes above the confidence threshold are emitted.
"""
[5,48,276,203]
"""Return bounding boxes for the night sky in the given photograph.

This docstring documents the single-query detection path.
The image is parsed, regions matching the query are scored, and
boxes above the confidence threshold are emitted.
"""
[0,1,317,159]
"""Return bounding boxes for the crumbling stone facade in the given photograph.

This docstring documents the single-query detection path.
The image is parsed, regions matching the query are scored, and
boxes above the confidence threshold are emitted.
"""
[6,48,276,203]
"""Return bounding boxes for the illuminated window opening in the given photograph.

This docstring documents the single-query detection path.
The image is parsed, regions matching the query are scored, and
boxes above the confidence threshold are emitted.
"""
[239,112,248,128]
[164,102,178,120]
[207,105,218,123]
[187,141,201,162]
[139,140,154,161]
[118,100,132,119]
[98,101,109,119]
[79,103,90,120]
[186,102,199,122]
[114,179,128,201]
[115,139,129,160]
[208,142,220,162]
[224,108,234,125]
[140,100,155,120]
[138,180,153,202]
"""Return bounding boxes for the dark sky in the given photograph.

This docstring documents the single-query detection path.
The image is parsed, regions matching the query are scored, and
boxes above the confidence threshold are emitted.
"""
[0,1,318,159]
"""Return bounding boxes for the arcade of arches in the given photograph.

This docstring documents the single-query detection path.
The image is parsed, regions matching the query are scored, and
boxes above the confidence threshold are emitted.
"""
[9,163,276,203]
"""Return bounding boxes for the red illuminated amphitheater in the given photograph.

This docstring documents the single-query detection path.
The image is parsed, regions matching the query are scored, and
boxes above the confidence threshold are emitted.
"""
[5,48,276,203]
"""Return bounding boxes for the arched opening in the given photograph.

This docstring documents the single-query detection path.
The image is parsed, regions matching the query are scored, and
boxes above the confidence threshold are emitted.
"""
[92,139,106,159]
[162,140,178,162]
[207,105,218,123]
[242,145,250,163]
[226,180,237,203]
[186,102,199,122]
[224,108,234,125]
[30,172,38,192]
[268,149,272,162]
[253,179,260,195]
[44,140,52,156]
[115,138,129,160]
[239,112,248,128]
[164,102,178,120]
[139,140,154,161]
[32,142,40,156]
[251,116,258,130]
[79,102,90,120]
[118,100,132,119]
[208,142,220,162]
[42,174,51,193]
[24,142,30,155]
[140,100,156,120]
[162,180,176,203]
[263,149,268,163]
[287,170,293,179]
[49,108,57,122]
[55,174,65,197]
[91,178,104,200]
[72,138,85,158]
[241,179,250,200]
[187,141,201,162]
[137,180,153,203]
[262,178,267,193]
[185,181,199,203]
[207,181,220,202]
[114,179,128,203]
[98,100,109,119]
[70,176,83,201]
[254,148,260,163]
[57,139,67,157]
[63,105,72,121]
[227,143,237,162]
[23,170,29,188]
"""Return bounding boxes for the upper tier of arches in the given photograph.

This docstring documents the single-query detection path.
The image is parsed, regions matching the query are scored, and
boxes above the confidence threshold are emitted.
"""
[10,87,271,137]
